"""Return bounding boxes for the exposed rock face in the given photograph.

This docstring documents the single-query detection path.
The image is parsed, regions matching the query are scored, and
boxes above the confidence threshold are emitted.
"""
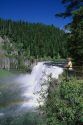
[0,37,3,43]
[0,36,10,69]
[0,36,28,70]
[0,37,4,54]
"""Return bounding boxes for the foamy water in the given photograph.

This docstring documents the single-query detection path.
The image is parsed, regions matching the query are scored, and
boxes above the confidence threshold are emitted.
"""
[15,62,63,108]
[0,62,63,117]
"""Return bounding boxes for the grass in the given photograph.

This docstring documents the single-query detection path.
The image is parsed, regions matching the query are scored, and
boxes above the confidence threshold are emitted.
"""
[0,112,45,125]
[0,69,13,78]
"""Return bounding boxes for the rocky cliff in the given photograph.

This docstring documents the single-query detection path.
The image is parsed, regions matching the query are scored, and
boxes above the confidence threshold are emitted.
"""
[0,37,10,69]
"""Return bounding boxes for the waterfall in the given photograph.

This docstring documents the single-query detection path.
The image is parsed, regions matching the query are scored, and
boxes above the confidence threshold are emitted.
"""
[15,62,63,109]
[0,62,63,117]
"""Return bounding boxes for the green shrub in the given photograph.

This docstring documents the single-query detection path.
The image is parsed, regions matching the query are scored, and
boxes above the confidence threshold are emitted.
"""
[45,79,83,125]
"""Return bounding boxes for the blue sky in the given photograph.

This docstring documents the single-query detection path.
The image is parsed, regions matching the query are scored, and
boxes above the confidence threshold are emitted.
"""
[0,0,71,29]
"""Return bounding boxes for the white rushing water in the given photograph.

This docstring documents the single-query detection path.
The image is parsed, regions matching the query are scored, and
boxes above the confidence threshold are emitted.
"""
[15,62,63,109]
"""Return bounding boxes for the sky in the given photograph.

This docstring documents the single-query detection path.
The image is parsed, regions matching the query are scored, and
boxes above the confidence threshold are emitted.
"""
[0,0,71,29]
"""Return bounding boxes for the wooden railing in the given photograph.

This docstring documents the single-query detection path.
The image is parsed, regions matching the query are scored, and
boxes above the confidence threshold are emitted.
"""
[74,66,83,79]
[64,65,83,80]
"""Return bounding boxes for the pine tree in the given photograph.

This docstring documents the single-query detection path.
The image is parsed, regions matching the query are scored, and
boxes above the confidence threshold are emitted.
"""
[56,0,83,64]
